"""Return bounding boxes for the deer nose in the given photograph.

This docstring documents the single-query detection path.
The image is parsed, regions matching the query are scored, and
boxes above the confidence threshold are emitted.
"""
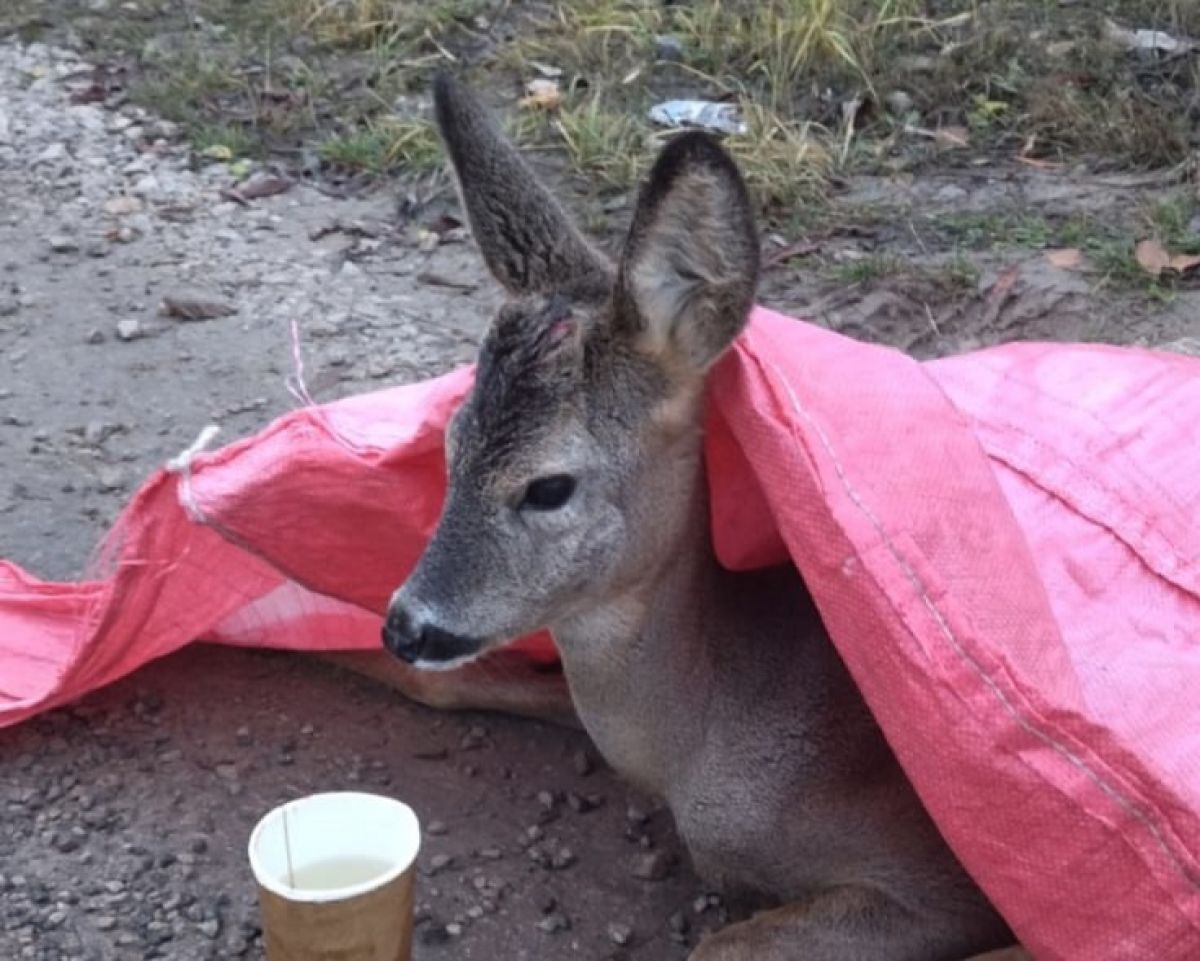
[382,604,427,663]
[382,604,478,665]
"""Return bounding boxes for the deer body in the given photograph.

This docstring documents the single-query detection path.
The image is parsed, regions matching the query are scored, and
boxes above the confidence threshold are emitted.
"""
[379,74,1017,961]
[550,431,1004,957]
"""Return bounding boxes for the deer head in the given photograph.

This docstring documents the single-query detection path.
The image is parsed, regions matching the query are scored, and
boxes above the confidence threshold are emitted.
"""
[382,74,759,668]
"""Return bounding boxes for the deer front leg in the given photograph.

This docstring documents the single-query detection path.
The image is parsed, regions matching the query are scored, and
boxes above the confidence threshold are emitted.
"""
[318,647,581,728]
[689,886,1016,961]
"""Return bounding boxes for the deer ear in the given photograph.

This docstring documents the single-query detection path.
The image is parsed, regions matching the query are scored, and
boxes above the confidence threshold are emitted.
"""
[432,73,610,298]
[613,132,759,372]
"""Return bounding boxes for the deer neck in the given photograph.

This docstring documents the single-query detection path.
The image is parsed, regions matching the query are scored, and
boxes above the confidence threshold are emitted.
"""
[550,445,721,797]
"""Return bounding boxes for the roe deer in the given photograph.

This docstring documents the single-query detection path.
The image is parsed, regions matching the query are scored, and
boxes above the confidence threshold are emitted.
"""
[377,74,1020,961]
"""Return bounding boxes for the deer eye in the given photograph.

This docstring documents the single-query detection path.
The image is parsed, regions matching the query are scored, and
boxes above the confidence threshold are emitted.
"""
[520,474,577,511]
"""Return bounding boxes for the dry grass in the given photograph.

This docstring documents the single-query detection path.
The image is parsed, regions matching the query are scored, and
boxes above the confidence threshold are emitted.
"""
[726,103,834,212]
[281,0,487,50]
[674,0,921,106]
[318,115,443,174]
[548,96,651,191]
[11,0,1199,229]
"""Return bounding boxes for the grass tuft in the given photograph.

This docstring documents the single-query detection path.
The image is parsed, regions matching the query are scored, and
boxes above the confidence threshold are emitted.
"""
[285,0,487,50]
[319,116,443,174]
[550,95,650,190]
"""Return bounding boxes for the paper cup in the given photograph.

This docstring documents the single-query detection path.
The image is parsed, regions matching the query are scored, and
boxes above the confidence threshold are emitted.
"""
[248,792,421,961]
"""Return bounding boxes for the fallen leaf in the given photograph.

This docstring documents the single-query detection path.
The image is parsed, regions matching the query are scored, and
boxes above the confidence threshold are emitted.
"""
[1045,39,1076,58]
[200,144,233,161]
[764,240,820,268]
[520,78,563,111]
[934,125,970,149]
[309,220,380,242]
[1017,155,1065,170]
[237,175,293,200]
[1169,252,1200,273]
[416,271,478,291]
[1045,248,1084,270]
[159,294,236,321]
[1135,239,1171,276]
[69,82,108,105]
[528,61,563,79]
[218,188,252,208]
[980,265,1020,328]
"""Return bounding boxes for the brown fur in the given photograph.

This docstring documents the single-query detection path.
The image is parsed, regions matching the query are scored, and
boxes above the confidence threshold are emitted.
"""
[370,74,1024,961]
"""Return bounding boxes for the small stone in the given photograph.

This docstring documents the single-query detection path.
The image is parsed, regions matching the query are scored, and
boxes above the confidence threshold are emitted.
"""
[626,803,649,825]
[607,922,633,945]
[478,847,503,861]
[83,420,107,445]
[445,922,464,937]
[115,319,142,341]
[235,726,251,746]
[96,466,125,492]
[53,834,79,853]
[85,328,105,345]
[426,820,448,836]
[536,911,570,934]
[37,142,67,163]
[566,791,602,814]
[420,925,451,946]
[96,915,117,930]
[427,854,453,875]
[885,90,915,115]
[669,910,689,934]
[198,918,221,939]
[550,846,576,870]
[215,763,239,781]
[571,749,594,776]
[933,183,969,204]
[47,235,78,253]
[104,195,144,216]
[631,849,674,881]
[654,34,685,61]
